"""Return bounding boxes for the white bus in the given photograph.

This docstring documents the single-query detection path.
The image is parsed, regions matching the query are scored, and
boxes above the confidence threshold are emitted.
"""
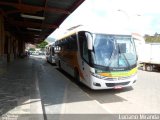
[55,27,138,90]
[45,42,55,64]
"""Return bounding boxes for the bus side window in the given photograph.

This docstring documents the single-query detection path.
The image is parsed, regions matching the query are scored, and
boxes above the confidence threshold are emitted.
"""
[52,47,55,55]
[71,35,78,51]
[64,35,77,51]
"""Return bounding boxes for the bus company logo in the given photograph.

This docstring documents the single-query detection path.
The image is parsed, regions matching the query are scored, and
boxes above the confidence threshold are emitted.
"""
[112,68,125,71]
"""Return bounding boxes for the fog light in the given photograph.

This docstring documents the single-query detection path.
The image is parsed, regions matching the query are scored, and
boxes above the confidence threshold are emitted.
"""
[93,82,101,87]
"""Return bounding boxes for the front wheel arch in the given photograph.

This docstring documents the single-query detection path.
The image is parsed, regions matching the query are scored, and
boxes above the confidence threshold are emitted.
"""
[74,68,80,83]
[58,60,61,69]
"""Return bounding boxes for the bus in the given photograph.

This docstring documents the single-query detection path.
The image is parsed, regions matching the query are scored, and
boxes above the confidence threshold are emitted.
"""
[45,42,55,64]
[54,27,138,90]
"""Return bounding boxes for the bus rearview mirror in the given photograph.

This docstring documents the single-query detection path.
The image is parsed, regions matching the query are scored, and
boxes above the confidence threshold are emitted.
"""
[85,32,93,50]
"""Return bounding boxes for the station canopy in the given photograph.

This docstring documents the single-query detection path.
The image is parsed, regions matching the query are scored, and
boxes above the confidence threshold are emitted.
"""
[0,0,84,43]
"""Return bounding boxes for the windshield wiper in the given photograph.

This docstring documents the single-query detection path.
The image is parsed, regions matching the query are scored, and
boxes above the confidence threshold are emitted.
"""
[104,39,116,67]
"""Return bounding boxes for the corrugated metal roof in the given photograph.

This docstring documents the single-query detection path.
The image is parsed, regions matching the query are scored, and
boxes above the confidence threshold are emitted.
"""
[0,0,84,43]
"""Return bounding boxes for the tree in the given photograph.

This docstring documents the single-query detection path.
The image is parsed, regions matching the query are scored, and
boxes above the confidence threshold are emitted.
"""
[29,48,35,51]
[145,33,160,43]
[36,41,48,48]
[154,32,159,37]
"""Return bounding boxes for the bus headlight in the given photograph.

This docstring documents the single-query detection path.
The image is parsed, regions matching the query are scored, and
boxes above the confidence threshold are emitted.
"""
[90,71,105,79]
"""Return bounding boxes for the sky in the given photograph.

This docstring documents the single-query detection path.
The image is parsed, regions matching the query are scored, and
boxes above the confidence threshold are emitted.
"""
[49,0,160,39]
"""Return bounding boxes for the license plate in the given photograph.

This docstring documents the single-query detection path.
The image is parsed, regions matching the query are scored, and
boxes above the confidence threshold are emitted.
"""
[114,86,122,89]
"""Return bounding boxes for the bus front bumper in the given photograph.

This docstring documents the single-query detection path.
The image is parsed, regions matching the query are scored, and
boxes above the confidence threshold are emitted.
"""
[90,74,137,90]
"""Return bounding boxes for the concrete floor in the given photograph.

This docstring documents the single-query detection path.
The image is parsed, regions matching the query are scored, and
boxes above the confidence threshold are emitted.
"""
[0,56,110,120]
[1,55,160,120]
[0,58,43,120]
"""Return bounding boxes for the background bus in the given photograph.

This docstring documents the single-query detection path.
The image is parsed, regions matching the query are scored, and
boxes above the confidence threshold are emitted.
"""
[54,27,138,90]
[45,42,55,64]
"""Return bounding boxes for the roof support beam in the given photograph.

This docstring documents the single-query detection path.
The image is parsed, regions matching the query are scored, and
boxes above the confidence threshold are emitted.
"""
[0,1,70,14]
[69,0,84,12]
[0,9,22,37]
[0,9,57,29]
[42,0,48,29]
[5,10,20,14]
[18,0,21,4]
[10,20,58,29]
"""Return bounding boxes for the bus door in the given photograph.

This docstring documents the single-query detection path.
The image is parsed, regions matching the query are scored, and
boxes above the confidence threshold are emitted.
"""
[78,32,90,83]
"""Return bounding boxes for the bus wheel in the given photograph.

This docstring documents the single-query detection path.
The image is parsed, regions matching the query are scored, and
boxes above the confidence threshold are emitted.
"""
[74,69,80,83]
[58,61,61,70]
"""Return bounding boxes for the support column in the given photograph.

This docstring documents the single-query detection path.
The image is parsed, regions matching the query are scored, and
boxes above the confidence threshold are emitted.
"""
[18,39,25,58]
[0,15,6,65]
[10,36,15,62]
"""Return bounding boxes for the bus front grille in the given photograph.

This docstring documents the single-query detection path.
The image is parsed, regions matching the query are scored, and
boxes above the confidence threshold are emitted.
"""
[106,82,130,87]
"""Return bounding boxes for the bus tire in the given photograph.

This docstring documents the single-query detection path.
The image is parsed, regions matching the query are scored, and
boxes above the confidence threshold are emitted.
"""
[74,69,80,83]
[58,60,61,70]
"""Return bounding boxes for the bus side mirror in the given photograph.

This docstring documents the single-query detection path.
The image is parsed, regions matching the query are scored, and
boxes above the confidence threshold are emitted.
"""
[85,32,93,50]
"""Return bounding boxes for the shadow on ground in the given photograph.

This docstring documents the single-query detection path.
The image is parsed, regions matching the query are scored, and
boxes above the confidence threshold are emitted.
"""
[56,68,132,104]
[0,58,41,117]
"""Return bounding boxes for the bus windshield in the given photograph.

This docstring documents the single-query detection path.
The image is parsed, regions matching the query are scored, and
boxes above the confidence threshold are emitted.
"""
[92,34,137,70]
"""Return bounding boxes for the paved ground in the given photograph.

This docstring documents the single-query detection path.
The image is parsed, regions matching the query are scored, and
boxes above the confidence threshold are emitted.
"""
[1,55,160,120]
[0,58,43,120]
[0,56,109,120]
[34,55,160,114]
[75,68,160,114]
[33,56,109,120]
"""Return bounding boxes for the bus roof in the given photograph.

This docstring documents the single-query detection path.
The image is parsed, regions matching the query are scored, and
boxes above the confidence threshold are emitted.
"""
[48,42,55,45]
[45,42,55,48]
[56,25,132,41]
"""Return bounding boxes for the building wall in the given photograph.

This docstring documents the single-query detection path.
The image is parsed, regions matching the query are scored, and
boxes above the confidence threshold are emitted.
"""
[0,15,26,64]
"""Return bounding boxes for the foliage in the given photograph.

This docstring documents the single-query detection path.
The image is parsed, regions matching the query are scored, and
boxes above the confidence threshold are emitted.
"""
[29,48,35,51]
[36,41,48,48]
[145,33,160,43]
